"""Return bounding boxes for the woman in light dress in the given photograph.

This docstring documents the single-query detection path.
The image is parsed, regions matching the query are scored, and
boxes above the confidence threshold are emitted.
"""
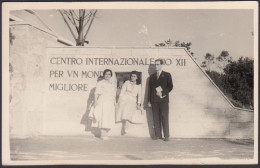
[91,69,117,140]
[116,71,142,135]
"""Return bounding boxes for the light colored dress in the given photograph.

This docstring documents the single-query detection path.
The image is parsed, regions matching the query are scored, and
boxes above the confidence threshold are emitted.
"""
[92,79,116,129]
[116,80,142,123]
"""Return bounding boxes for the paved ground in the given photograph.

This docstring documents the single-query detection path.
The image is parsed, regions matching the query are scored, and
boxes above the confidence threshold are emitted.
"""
[10,135,254,160]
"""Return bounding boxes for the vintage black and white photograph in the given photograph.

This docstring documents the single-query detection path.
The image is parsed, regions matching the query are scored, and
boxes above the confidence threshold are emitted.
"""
[2,2,258,165]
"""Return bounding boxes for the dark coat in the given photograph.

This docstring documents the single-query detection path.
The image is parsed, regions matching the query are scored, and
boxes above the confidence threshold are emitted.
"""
[148,71,173,103]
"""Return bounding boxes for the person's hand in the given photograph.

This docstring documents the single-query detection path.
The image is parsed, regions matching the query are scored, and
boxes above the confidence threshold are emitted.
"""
[137,104,142,110]
[148,102,152,108]
[137,104,143,115]
[156,91,162,97]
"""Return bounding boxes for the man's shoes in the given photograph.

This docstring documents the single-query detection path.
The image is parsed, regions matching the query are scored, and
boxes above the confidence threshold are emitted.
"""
[164,137,170,142]
[152,136,163,140]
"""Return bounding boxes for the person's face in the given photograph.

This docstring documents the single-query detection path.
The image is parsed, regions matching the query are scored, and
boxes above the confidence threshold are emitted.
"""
[131,74,138,82]
[155,61,162,71]
[104,71,112,80]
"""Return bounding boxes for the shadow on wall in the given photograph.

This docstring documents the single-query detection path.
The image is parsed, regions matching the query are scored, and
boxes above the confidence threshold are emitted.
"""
[205,108,232,138]
[143,64,156,138]
[80,76,103,137]
[205,108,253,139]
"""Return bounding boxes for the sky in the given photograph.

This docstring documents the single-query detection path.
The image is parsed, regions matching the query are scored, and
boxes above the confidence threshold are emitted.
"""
[36,9,254,63]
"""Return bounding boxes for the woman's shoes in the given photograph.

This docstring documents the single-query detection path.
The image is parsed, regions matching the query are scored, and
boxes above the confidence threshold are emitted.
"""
[121,129,127,135]
[121,120,129,136]
[100,136,109,140]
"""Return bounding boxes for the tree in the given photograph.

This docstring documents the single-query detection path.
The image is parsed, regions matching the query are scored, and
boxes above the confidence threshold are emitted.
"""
[174,40,181,47]
[216,50,232,70]
[201,53,215,71]
[155,39,194,56]
[59,9,97,46]
[155,43,166,47]
[206,57,254,109]
[164,39,173,48]
[224,57,253,107]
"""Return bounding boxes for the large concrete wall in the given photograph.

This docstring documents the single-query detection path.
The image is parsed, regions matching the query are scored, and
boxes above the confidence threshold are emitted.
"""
[9,43,254,138]
[43,47,254,138]
[9,24,68,137]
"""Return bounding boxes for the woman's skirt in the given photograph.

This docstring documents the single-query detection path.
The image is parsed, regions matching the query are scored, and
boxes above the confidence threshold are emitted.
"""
[91,94,115,129]
[116,95,143,124]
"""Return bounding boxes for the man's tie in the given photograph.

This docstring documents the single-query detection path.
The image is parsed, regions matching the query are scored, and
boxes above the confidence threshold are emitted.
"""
[157,72,160,79]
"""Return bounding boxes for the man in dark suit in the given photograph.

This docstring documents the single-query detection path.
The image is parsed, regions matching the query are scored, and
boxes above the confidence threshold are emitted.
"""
[148,59,173,141]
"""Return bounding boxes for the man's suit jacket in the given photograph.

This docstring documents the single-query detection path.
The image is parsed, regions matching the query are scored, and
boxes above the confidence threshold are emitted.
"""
[148,71,173,103]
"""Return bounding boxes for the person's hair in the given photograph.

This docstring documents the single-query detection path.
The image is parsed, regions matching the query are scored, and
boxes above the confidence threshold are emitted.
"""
[155,59,164,65]
[103,69,112,77]
[130,71,141,85]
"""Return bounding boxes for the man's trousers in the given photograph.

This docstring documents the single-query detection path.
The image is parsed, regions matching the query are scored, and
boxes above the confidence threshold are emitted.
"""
[151,102,169,138]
